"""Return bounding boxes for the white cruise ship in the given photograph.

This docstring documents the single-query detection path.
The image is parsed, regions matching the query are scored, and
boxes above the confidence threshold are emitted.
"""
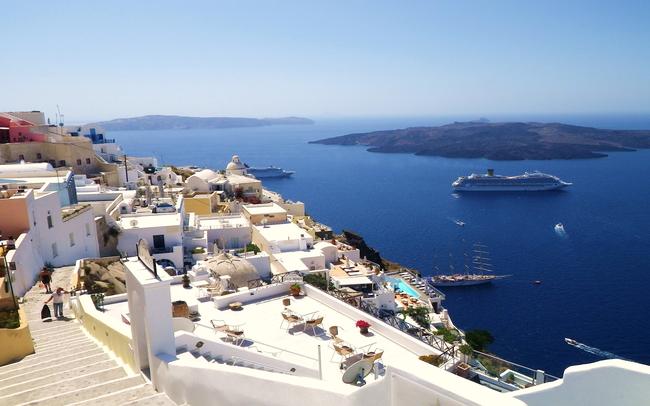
[452,169,571,191]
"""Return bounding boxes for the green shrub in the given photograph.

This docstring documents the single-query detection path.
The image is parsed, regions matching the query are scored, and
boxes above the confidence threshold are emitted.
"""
[401,306,431,329]
[459,344,474,356]
[419,354,444,367]
[236,243,260,254]
[0,310,20,329]
[465,329,494,351]
[435,327,460,343]
[303,273,334,290]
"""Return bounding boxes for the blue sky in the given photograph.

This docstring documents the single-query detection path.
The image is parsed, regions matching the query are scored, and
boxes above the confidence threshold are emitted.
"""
[1,1,649,122]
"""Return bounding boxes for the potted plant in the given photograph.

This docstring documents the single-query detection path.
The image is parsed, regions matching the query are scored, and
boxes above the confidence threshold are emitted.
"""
[459,344,473,363]
[289,283,301,297]
[356,320,371,334]
[182,274,191,289]
[191,246,207,261]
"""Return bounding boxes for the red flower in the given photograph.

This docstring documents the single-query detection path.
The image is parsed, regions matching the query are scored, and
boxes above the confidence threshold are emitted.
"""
[356,320,371,328]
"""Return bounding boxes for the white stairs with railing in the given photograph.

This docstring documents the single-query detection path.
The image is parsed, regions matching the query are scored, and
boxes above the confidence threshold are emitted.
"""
[0,266,178,406]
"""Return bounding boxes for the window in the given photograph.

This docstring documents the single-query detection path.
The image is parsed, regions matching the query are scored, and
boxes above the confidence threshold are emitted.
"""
[36,153,42,160]
[86,158,91,164]
[47,214,53,229]
[52,242,58,258]
[59,160,66,167]
[85,223,91,236]
[19,154,25,161]
[69,232,75,247]
[153,234,165,249]
[76,159,82,166]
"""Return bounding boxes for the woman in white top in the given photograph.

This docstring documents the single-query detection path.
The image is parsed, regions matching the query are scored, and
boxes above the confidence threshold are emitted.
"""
[44,287,69,319]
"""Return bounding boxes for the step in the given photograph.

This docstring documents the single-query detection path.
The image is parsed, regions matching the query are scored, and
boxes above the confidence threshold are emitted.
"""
[123,393,178,406]
[21,374,144,406]
[28,320,79,333]
[0,347,104,374]
[32,334,90,351]
[0,359,118,397]
[0,351,110,383]
[28,320,78,334]
[31,326,85,342]
[68,383,157,406]
[0,367,127,404]
[32,333,90,350]
[27,340,98,360]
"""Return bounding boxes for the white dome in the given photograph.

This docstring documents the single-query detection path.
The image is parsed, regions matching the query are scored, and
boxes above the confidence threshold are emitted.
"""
[226,155,247,174]
[206,253,258,287]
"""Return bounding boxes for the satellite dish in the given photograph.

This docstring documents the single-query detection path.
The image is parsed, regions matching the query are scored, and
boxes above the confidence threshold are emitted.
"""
[130,219,138,227]
[342,358,374,385]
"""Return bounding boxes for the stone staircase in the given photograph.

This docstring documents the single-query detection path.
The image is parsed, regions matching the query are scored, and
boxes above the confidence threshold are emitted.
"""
[177,349,288,375]
[0,266,177,405]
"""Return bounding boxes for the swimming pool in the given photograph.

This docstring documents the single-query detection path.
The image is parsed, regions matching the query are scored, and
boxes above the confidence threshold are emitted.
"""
[387,277,420,298]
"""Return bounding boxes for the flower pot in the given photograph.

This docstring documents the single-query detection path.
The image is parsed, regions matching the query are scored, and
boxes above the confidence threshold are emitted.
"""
[172,300,189,318]
[282,298,291,306]
[359,326,369,335]
[290,287,301,297]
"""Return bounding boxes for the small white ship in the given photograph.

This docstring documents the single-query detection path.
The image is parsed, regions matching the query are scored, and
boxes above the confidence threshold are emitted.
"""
[452,169,571,191]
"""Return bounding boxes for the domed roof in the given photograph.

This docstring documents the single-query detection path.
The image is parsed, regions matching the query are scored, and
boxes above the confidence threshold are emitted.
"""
[226,155,246,173]
[205,253,258,287]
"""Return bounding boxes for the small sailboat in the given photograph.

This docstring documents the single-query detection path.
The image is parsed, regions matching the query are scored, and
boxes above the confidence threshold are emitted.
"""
[565,338,578,346]
[555,223,565,233]
[454,219,465,227]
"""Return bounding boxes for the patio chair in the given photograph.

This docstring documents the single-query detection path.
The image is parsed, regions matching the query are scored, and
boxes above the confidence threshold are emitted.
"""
[363,348,384,363]
[211,319,229,332]
[329,325,344,343]
[330,341,356,364]
[280,309,304,330]
[304,314,324,335]
[225,324,246,346]
[363,348,385,375]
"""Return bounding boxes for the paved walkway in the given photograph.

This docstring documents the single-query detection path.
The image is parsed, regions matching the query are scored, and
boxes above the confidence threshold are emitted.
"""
[0,266,177,405]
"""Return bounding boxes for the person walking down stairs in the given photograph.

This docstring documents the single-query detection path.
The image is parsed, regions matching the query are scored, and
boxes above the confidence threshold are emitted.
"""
[44,287,69,319]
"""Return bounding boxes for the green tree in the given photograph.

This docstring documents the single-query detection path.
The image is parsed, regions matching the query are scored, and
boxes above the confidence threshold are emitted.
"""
[465,329,494,352]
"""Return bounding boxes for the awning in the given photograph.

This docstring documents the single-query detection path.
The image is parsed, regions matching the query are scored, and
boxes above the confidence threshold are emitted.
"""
[337,276,373,286]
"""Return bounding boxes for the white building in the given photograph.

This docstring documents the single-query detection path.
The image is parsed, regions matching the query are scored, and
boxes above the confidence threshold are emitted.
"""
[0,162,78,207]
[117,198,185,269]
[242,202,288,225]
[0,187,99,295]
[195,214,252,251]
[252,222,314,254]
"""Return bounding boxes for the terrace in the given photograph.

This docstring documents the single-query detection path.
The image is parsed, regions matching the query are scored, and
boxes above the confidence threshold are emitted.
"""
[101,280,442,391]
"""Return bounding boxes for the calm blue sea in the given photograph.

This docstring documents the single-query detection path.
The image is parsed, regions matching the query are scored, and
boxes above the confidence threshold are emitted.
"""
[112,115,650,376]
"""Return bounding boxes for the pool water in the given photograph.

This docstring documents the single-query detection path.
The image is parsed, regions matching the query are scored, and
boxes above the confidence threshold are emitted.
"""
[387,277,420,298]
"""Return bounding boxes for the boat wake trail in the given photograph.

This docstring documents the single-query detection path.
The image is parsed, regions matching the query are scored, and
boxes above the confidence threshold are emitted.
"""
[570,341,627,360]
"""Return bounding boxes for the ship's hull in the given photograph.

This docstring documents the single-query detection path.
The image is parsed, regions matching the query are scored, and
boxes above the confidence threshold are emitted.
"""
[453,183,569,192]
[427,277,494,287]
[248,168,294,178]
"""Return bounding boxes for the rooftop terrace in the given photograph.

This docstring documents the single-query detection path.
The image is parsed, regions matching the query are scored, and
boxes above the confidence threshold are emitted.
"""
[102,281,440,392]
